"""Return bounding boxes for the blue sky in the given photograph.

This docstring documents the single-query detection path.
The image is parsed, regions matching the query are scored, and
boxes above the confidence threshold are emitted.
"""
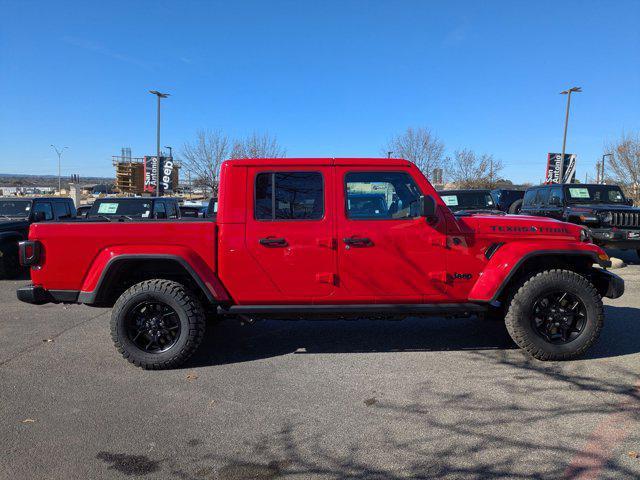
[0,0,638,183]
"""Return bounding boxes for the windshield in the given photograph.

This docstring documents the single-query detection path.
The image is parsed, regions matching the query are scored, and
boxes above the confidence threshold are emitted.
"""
[0,200,32,218]
[440,192,495,212]
[88,199,153,217]
[564,185,626,204]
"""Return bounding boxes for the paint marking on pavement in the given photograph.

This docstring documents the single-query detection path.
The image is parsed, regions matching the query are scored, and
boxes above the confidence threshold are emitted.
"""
[564,382,640,480]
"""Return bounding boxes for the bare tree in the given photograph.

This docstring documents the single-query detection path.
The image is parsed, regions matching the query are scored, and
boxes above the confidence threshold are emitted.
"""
[180,130,230,194]
[231,132,286,159]
[449,149,503,188]
[605,131,640,201]
[385,127,446,181]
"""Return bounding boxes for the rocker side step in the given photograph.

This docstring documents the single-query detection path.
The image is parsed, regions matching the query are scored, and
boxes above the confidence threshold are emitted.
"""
[217,303,487,316]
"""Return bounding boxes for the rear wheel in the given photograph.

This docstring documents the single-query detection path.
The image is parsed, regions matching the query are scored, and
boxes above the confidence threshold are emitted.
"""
[508,199,523,214]
[0,242,20,279]
[111,279,206,369]
[505,269,603,360]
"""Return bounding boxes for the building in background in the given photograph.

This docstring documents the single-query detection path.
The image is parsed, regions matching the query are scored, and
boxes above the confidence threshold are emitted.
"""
[113,148,179,195]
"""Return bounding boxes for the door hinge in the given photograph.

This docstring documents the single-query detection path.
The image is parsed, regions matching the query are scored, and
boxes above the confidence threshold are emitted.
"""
[316,273,337,285]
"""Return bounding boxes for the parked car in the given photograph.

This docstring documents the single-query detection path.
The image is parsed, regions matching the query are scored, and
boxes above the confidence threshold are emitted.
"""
[520,183,640,257]
[18,158,623,368]
[86,197,181,220]
[491,188,525,213]
[0,197,76,278]
[438,189,502,214]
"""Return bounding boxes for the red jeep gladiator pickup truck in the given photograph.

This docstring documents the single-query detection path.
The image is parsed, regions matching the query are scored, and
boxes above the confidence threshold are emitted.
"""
[17,158,624,369]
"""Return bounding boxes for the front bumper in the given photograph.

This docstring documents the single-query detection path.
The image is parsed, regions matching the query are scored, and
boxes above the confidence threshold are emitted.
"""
[590,268,625,299]
[591,228,640,249]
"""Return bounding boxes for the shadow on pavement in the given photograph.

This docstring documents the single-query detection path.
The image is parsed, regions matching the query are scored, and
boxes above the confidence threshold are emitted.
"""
[187,304,640,368]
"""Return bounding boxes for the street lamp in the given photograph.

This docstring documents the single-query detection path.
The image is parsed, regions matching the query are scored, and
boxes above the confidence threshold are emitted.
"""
[600,153,613,184]
[50,145,68,194]
[164,146,173,158]
[149,90,170,196]
[559,86,582,183]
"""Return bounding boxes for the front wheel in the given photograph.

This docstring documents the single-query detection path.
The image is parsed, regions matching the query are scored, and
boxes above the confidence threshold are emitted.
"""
[111,279,206,369]
[505,270,603,360]
[508,199,523,214]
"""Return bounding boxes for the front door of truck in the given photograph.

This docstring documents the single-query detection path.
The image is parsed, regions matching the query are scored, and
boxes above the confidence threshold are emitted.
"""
[245,166,336,300]
[334,167,449,302]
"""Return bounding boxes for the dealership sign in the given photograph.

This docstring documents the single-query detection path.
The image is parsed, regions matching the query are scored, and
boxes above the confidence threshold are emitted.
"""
[545,153,576,184]
[143,156,174,194]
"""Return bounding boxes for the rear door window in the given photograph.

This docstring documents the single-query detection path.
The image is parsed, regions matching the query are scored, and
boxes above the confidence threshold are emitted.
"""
[255,172,324,220]
[53,201,71,219]
[32,202,54,221]
[523,189,537,207]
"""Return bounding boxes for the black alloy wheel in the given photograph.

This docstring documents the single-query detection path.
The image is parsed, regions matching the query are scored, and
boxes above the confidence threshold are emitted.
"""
[125,301,181,353]
[530,291,587,344]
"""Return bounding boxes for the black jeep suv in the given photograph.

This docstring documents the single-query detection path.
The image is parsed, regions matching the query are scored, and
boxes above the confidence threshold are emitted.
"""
[520,183,640,256]
[0,197,76,278]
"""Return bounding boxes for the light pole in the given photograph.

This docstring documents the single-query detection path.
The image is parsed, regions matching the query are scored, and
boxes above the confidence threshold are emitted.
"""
[50,145,68,193]
[600,153,613,184]
[149,90,170,196]
[559,86,581,183]
[387,151,393,159]
[164,146,173,158]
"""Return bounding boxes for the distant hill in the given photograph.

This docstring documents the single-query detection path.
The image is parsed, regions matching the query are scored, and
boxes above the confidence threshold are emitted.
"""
[0,173,114,187]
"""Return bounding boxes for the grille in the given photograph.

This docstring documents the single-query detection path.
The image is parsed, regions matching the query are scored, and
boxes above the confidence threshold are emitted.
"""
[610,211,640,228]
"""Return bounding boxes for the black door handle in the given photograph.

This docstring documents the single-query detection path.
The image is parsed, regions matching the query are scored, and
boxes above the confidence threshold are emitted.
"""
[343,236,373,247]
[259,237,287,247]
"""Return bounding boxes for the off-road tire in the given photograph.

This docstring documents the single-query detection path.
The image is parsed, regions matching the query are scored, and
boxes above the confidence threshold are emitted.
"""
[111,279,206,369]
[0,242,20,279]
[504,269,603,360]
[508,199,523,214]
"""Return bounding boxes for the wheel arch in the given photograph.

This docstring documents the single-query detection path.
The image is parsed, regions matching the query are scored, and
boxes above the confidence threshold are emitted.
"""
[78,254,226,307]
[469,246,602,306]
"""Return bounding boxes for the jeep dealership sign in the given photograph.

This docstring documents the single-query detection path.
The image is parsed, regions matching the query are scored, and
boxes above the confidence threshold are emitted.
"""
[545,153,576,184]
[143,156,174,194]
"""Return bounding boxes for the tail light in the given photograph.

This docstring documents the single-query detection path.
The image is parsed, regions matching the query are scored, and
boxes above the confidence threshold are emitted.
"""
[18,240,42,267]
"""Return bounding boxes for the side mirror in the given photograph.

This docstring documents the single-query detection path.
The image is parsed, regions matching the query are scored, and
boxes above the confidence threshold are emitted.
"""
[627,198,634,206]
[419,195,437,218]
[33,211,46,222]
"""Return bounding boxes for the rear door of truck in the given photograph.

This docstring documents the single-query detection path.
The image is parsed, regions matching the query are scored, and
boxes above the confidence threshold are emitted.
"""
[244,162,337,299]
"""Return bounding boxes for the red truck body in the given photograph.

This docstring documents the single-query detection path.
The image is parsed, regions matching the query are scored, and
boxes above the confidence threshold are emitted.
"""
[18,158,624,368]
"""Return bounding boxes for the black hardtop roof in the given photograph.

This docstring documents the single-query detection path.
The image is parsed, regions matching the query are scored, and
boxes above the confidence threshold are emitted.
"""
[94,197,178,201]
[528,183,623,189]
[0,197,71,201]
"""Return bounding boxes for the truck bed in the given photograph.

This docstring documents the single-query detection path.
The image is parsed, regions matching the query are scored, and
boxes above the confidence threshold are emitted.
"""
[29,220,217,293]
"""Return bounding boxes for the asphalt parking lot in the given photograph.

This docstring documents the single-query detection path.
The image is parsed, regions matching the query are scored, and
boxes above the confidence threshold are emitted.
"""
[2,252,640,480]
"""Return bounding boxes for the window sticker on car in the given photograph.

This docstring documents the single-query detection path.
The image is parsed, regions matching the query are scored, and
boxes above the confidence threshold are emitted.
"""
[97,203,119,214]
[441,195,459,206]
[568,188,590,199]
